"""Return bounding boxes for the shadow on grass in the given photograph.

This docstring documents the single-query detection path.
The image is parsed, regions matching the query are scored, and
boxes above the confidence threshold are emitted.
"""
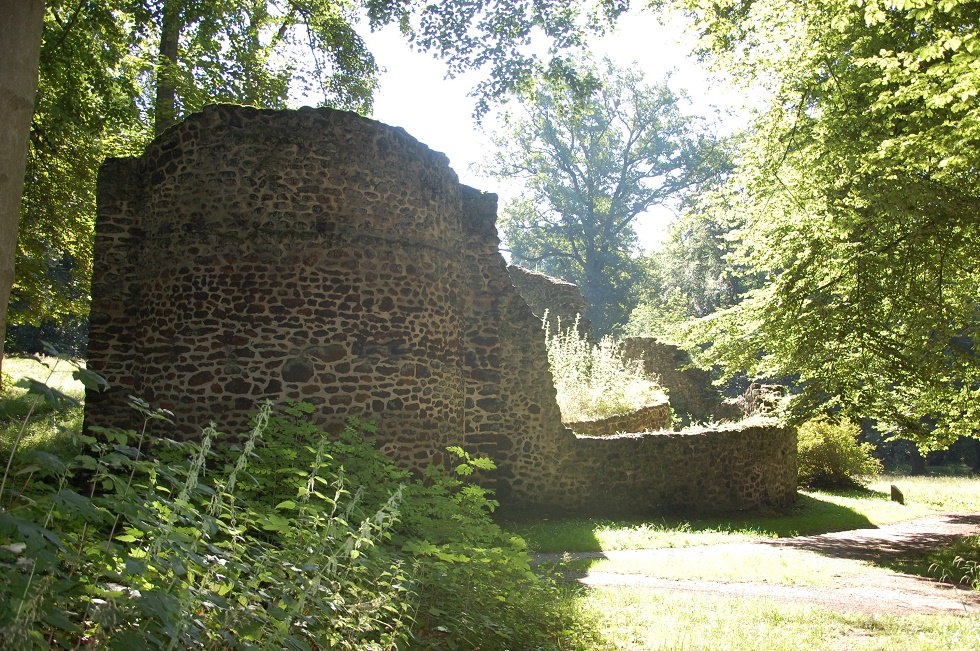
[773,513,980,564]
[0,394,84,462]
[699,491,880,538]
[500,492,880,554]
[880,529,980,588]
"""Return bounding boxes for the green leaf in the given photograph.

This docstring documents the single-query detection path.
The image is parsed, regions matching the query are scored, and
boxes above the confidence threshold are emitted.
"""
[74,366,110,392]
[41,609,83,634]
[261,513,291,532]
[15,378,80,409]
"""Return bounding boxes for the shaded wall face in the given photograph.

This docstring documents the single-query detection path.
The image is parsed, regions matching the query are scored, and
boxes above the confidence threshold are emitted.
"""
[554,424,798,515]
[458,190,573,501]
[87,106,468,465]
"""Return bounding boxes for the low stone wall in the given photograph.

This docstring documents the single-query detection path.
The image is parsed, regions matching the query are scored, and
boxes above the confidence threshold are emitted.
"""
[543,421,797,515]
[622,338,741,425]
[565,400,672,436]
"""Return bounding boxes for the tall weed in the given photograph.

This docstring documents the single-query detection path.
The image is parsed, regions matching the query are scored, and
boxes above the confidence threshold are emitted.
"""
[544,314,666,422]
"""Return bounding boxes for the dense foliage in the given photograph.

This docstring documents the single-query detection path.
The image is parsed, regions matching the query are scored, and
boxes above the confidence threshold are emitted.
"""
[11,3,147,345]
[627,207,759,337]
[0,365,597,649]
[488,58,727,333]
[657,0,980,448]
[797,417,884,489]
[544,315,666,422]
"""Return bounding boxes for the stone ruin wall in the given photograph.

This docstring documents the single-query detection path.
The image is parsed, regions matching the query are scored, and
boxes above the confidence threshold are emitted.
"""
[558,423,797,515]
[87,105,571,503]
[621,338,742,425]
[565,401,672,437]
[87,105,795,514]
[506,265,591,336]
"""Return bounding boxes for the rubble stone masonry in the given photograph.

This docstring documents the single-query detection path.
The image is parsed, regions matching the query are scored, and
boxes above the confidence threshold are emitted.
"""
[87,105,795,514]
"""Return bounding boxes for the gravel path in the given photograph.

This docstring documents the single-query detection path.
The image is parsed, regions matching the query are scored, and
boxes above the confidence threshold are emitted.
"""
[537,514,980,616]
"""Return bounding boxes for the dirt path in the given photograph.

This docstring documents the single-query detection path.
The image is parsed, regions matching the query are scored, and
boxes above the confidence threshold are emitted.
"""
[537,514,980,616]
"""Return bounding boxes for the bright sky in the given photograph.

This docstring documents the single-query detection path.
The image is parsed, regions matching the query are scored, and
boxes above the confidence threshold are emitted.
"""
[357,7,747,250]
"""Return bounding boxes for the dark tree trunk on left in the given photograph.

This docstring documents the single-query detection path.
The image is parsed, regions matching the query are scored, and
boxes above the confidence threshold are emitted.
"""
[154,0,181,136]
[0,0,45,387]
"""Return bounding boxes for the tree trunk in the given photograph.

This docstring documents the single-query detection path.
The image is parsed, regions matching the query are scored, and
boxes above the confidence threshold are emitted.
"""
[154,0,181,136]
[909,447,926,476]
[0,0,45,387]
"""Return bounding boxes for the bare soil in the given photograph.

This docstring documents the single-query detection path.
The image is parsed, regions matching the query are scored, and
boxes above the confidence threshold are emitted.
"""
[539,514,980,616]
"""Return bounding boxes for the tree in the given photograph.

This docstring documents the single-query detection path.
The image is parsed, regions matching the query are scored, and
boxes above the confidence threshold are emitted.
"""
[11,2,147,352]
[488,59,726,333]
[662,0,980,448]
[0,0,45,386]
[627,206,758,337]
[4,0,632,364]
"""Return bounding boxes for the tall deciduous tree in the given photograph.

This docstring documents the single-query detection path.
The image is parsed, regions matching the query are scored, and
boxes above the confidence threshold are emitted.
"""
[488,59,726,333]
[12,2,147,346]
[663,0,980,448]
[0,0,45,385]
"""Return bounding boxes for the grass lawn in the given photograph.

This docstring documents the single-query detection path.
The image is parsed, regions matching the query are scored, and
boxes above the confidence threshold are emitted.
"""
[575,589,980,651]
[0,355,86,458]
[503,477,980,553]
[502,460,980,650]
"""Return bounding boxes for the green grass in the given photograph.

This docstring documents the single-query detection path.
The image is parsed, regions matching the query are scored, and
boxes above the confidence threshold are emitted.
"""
[867,475,980,513]
[516,473,980,649]
[566,545,876,586]
[888,535,980,590]
[2,355,85,397]
[577,589,980,650]
[504,479,980,553]
[1,355,85,458]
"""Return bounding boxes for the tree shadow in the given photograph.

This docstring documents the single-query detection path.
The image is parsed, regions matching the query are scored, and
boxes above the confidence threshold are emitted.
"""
[766,513,980,565]
[500,491,884,557]
[682,491,880,538]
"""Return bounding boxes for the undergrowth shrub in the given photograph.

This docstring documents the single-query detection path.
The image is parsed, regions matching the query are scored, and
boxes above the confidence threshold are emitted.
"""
[0,360,597,649]
[544,314,666,422]
[797,417,883,489]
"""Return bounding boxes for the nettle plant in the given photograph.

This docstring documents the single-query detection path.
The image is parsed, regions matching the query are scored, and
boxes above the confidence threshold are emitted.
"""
[544,314,667,422]
[0,356,586,650]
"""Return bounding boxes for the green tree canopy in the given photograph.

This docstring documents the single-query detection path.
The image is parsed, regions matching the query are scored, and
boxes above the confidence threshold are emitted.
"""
[626,205,758,337]
[12,2,147,337]
[662,0,980,448]
[488,59,726,333]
